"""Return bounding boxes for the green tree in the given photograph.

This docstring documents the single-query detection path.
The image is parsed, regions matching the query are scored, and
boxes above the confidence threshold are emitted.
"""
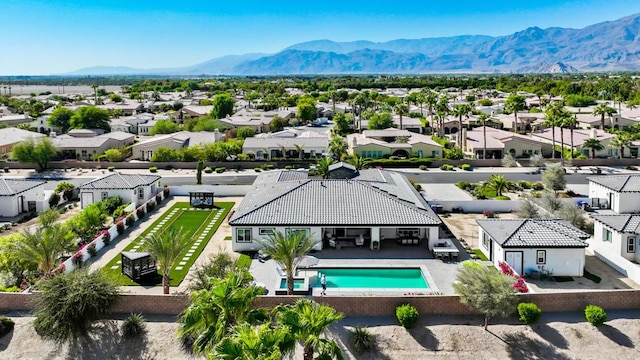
[32,270,120,343]
[275,298,345,360]
[6,224,75,274]
[150,119,179,135]
[256,231,319,295]
[70,203,107,244]
[269,115,289,132]
[542,162,566,192]
[236,127,255,139]
[332,112,354,136]
[452,104,472,147]
[592,103,616,130]
[47,106,75,133]
[104,148,124,162]
[347,156,368,170]
[69,106,111,132]
[583,138,604,159]
[109,94,123,103]
[297,97,317,122]
[213,322,295,360]
[196,160,204,185]
[453,262,517,330]
[367,112,395,130]
[211,93,235,119]
[610,133,631,159]
[150,147,181,162]
[143,227,192,294]
[504,93,526,132]
[328,135,348,161]
[478,113,489,159]
[55,181,75,201]
[543,101,564,159]
[38,208,60,228]
[12,137,57,171]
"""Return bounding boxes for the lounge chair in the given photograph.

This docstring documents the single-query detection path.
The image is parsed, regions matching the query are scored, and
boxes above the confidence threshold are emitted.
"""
[355,234,364,246]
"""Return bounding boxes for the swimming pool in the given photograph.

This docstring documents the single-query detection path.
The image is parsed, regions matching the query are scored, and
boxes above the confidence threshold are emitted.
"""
[278,278,306,289]
[316,268,429,289]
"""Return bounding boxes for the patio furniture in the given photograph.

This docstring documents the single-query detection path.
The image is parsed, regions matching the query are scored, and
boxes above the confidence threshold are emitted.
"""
[432,246,460,261]
[355,234,364,247]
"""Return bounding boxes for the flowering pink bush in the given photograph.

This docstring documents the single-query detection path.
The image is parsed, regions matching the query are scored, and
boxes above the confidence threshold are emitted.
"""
[498,261,528,293]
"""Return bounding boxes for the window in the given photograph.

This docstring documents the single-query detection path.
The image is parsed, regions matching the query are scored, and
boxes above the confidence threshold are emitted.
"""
[287,228,309,237]
[237,228,252,242]
[81,150,87,158]
[431,151,439,157]
[259,228,274,236]
[482,233,490,250]
[138,188,144,199]
[604,229,612,242]
[101,192,108,200]
[627,237,635,253]
[536,250,546,264]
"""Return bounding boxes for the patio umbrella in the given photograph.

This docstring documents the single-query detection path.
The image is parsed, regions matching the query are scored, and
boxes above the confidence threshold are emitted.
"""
[297,255,319,269]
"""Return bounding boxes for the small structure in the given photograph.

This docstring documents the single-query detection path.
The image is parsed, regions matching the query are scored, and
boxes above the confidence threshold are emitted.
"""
[190,191,215,208]
[121,251,157,280]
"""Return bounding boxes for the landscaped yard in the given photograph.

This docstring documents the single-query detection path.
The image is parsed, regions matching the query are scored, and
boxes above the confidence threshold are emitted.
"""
[102,201,233,286]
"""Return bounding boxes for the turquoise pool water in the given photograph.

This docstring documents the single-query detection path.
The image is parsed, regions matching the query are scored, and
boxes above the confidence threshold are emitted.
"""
[279,279,306,289]
[316,268,428,289]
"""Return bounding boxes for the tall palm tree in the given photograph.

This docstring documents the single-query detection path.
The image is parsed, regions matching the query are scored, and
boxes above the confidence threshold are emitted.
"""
[435,95,450,136]
[394,103,409,130]
[7,224,75,274]
[544,101,565,159]
[256,231,319,295]
[294,144,305,160]
[610,134,631,159]
[327,90,337,114]
[565,114,578,159]
[592,103,616,130]
[452,104,472,147]
[143,227,191,294]
[425,91,439,132]
[415,91,426,116]
[583,138,605,159]
[504,93,526,133]
[91,84,99,105]
[275,298,345,360]
[478,113,489,159]
[213,322,295,360]
[178,271,266,355]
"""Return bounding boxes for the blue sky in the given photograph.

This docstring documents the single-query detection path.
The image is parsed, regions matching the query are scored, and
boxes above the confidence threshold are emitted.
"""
[1,0,639,75]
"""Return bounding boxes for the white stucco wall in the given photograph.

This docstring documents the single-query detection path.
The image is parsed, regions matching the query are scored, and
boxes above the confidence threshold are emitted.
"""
[588,181,640,213]
[80,181,159,209]
[0,185,45,217]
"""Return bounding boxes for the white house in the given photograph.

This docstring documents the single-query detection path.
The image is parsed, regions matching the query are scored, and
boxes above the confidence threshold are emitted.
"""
[78,173,161,209]
[587,175,640,213]
[591,215,640,265]
[476,219,589,277]
[229,169,442,253]
[0,179,48,218]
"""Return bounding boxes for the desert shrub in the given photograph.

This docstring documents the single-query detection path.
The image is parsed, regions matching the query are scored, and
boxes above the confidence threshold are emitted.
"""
[149,166,158,173]
[518,180,532,189]
[396,304,419,329]
[203,166,213,173]
[532,182,544,191]
[215,167,226,173]
[349,325,377,354]
[49,193,60,208]
[125,216,135,227]
[585,305,607,326]
[419,165,427,170]
[502,154,517,167]
[626,165,638,171]
[3,167,9,173]
[496,195,511,200]
[121,313,146,339]
[86,243,97,257]
[108,166,115,172]
[456,181,471,190]
[0,316,14,338]
[460,164,472,171]
[518,303,542,324]
[254,167,261,172]
[116,222,125,235]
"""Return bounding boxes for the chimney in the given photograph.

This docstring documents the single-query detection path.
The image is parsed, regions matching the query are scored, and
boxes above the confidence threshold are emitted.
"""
[590,128,597,139]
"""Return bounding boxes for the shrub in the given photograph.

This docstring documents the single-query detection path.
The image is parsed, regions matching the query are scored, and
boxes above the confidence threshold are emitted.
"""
[49,193,60,208]
[285,165,293,169]
[531,182,544,191]
[146,201,156,212]
[116,222,125,235]
[254,167,262,172]
[163,187,170,197]
[156,194,162,203]
[121,313,146,339]
[215,167,226,173]
[87,243,97,257]
[396,304,419,329]
[456,181,471,190]
[103,196,123,215]
[3,167,9,173]
[103,230,111,245]
[125,216,135,227]
[585,305,607,326]
[496,195,511,200]
[518,303,542,324]
[203,166,213,173]
[440,164,449,170]
[149,166,158,173]
[349,326,377,354]
[419,165,427,170]
[460,164,472,171]
[71,252,83,268]
[136,208,145,219]
[483,210,496,218]
[0,316,14,338]
[113,203,130,218]
[518,180,532,189]
[626,165,638,171]
[108,166,115,172]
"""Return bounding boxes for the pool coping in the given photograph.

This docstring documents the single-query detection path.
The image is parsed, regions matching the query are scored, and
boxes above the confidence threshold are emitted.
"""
[274,276,309,295]
[298,265,440,296]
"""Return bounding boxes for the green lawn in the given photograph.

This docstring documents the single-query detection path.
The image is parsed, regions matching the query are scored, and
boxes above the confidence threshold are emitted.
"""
[472,249,489,261]
[102,201,233,286]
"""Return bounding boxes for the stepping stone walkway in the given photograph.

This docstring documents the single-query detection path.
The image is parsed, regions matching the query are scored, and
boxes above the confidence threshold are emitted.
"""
[174,208,222,271]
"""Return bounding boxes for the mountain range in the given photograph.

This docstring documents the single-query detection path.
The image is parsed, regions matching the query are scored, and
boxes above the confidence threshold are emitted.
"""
[67,13,640,76]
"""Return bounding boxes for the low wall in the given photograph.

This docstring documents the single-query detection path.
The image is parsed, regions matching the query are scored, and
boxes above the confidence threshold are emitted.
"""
[429,200,520,213]
[170,185,253,197]
[3,290,640,316]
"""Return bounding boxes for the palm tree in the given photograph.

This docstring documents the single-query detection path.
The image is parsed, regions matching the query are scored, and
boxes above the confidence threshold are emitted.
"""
[346,156,368,170]
[256,231,319,295]
[275,298,345,360]
[416,91,426,116]
[7,225,75,274]
[328,136,348,161]
[178,271,266,355]
[213,322,295,360]
[91,84,99,105]
[543,102,564,159]
[592,103,616,130]
[143,227,192,294]
[294,144,305,160]
[435,96,450,136]
[394,103,409,130]
[478,113,489,159]
[452,104,472,147]
[583,138,604,159]
[315,157,334,179]
[484,174,512,197]
[504,93,526,132]
[425,91,439,132]
[610,134,631,159]
[565,114,578,159]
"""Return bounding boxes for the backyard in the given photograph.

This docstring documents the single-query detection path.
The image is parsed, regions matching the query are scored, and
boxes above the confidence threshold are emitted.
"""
[102,201,233,286]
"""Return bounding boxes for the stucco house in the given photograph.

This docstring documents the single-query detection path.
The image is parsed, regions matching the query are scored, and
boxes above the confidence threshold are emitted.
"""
[476,218,589,277]
[132,131,222,160]
[0,179,48,218]
[591,214,640,268]
[346,128,442,159]
[530,128,618,158]
[51,130,135,160]
[243,131,328,160]
[464,126,548,159]
[78,173,161,209]
[587,175,640,212]
[0,127,45,156]
[229,169,442,253]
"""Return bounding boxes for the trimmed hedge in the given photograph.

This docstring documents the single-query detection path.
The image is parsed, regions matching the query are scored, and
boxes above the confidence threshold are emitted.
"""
[585,305,607,326]
[518,302,542,324]
[368,158,433,168]
[396,304,419,329]
[0,316,14,338]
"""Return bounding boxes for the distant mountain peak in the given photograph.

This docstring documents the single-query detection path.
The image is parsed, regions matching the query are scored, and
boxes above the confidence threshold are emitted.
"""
[517,62,579,74]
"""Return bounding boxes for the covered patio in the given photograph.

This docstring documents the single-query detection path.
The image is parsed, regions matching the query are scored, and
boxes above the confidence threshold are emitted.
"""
[321,226,440,251]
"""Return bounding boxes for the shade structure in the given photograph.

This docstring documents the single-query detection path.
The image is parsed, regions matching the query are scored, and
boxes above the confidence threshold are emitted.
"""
[298,255,319,269]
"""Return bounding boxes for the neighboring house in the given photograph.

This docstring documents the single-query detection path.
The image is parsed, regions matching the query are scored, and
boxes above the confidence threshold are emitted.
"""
[346,128,442,159]
[530,128,618,158]
[591,214,640,268]
[229,169,442,252]
[97,100,144,116]
[109,113,155,134]
[0,114,31,127]
[0,127,45,156]
[51,130,135,160]
[243,131,328,160]
[132,131,222,160]
[0,179,48,218]
[490,113,544,132]
[219,109,296,134]
[182,105,213,119]
[78,173,161,209]
[587,175,640,213]
[464,126,548,159]
[476,219,589,277]
[360,116,423,133]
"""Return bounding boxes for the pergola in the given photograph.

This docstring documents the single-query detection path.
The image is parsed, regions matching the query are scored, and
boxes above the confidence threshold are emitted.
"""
[121,251,157,281]
[189,191,215,208]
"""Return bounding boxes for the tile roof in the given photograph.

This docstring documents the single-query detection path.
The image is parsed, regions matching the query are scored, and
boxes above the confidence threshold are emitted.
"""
[0,128,45,147]
[0,179,46,196]
[592,215,640,234]
[476,219,589,248]
[587,175,640,192]
[242,136,328,149]
[230,170,441,226]
[79,173,160,190]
